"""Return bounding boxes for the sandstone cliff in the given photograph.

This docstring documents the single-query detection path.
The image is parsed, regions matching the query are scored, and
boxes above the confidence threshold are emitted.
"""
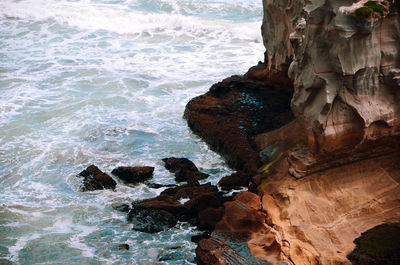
[187,1,400,264]
[262,0,400,177]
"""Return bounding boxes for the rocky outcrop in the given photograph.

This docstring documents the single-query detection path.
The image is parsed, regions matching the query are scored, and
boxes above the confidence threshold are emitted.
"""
[184,72,294,174]
[261,0,400,177]
[111,166,154,184]
[195,120,400,264]
[77,165,117,191]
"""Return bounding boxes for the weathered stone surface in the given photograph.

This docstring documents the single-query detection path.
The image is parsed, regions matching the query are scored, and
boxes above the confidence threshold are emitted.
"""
[218,171,251,190]
[261,0,400,175]
[111,166,154,184]
[133,195,186,216]
[77,165,116,191]
[162,157,198,173]
[161,183,218,200]
[184,73,294,174]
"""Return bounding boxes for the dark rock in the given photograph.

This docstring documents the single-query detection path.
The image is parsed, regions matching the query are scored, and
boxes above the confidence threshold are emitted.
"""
[134,195,187,215]
[77,165,116,191]
[161,183,218,200]
[162,157,198,173]
[218,171,251,190]
[175,169,209,183]
[128,209,177,233]
[191,232,211,243]
[184,73,294,174]
[184,193,223,216]
[198,207,225,231]
[146,183,177,189]
[347,223,400,265]
[111,166,154,184]
[111,203,130,212]
[117,244,130,250]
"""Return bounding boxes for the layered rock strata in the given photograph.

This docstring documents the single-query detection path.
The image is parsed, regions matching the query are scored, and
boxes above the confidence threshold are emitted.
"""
[261,0,400,177]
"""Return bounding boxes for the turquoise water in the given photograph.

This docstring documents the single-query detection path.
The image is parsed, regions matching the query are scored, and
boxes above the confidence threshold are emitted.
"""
[0,0,264,264]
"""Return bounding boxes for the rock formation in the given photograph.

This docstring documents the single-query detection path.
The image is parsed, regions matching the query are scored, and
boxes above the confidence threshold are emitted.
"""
[187,0,400,264]
[261,0,400,177]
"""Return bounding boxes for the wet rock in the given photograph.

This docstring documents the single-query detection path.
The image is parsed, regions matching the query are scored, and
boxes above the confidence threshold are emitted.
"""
[198,207,224,231]
[133,194,187,216]
[111,166,154,184]
[111,203,130,212]
[146,183,177,189]
[218,171,250,190]
[116,244,130,250]
[128,208,178,233]
[184,74,294,174]
[174,169,209,183]
[191,232,210,243]
[161,183,218,200]
[162,157,198,173]
[77,165,116,191]
[184,193,223,217]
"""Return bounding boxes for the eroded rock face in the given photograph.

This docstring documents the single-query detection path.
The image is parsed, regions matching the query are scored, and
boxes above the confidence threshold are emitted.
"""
[262,0,400,175]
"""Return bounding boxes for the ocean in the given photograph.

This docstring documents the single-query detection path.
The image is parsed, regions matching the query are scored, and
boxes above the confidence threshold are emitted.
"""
[0,0,264,264]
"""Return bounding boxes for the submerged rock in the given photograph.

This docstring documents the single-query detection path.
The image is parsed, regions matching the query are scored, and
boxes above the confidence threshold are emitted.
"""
[111,166,154,184]
[128,208,178,233]
[77,165,116,191]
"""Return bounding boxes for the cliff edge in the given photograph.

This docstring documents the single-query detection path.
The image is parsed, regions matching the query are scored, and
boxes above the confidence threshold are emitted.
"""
[185,0,400,264]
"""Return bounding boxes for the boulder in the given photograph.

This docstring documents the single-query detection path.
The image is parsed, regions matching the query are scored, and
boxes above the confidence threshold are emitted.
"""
[77,165,116,191]
[161,183,218,200]
[162,157,198,173]
[218,171,250,190]
[128,208,178,233]
[111,166,154,184]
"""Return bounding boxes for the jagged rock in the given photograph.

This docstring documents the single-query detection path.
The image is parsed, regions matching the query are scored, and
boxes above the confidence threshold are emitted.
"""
[111,166,154,184]
[133,195,186,216]
[161,183,218,200]
[128,208,178,233]
[174,169,209,183]
[146,183,177,189]
[218,171,250,190]
[77,165,116,191]
[162,157,198,173]
[198,207,224,231]
[261,0,400,175]
[184,74,294,174]
[184,193,223,217]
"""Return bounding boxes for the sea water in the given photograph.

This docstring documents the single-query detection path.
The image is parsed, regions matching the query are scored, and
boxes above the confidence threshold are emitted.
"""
[0,0,264,264]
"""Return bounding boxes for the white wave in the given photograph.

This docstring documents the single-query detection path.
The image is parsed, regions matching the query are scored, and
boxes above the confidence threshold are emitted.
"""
[0,0,262,41]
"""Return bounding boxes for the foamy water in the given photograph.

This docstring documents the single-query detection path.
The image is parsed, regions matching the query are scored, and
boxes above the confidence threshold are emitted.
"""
[0,0,264,263]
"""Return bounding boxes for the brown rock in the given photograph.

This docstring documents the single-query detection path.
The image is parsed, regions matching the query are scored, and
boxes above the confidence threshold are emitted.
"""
[77,165,116,191]
[161,183,218,200]
[198,207,224,231]
[134,195,186,215]
[184,74,294,174]
[218,171,250,190]
[111,166,154,184]
[162,157,198,173]
[184,193,222,216]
